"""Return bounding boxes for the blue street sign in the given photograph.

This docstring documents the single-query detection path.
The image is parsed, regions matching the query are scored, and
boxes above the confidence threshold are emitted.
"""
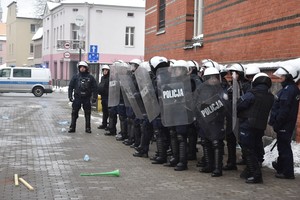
[88,52,99,62]
[89,45,98,53]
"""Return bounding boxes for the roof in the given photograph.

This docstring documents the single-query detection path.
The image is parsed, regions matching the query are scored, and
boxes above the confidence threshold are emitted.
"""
[60,0,145,8]
[32,27,43,41]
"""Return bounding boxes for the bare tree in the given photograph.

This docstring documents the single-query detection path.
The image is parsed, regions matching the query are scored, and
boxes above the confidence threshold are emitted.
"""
[34,0,48,18]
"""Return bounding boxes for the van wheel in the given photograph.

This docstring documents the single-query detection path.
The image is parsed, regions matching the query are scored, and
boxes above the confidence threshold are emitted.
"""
[33,87,44,97]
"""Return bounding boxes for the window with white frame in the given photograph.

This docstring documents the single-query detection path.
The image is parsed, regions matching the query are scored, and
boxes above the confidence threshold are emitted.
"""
[125,27,135,47]
[158,0,166,31]
[193,0,204,40]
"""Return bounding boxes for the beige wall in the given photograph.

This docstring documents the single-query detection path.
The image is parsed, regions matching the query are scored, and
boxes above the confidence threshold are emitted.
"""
[0,23,6,65]
[6,2,41,67]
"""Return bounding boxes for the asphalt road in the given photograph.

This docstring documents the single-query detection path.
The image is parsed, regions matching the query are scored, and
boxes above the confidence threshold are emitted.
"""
[0,92,299,200]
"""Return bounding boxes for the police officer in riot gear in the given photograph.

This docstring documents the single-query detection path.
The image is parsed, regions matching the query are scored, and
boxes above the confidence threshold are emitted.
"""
[98,65,110,129]
[269,65,300,179]
[68,61,98,133]
[237,73,274,183]
[196,67,228,177]
[223,63,249,171]
[149,56,170,164]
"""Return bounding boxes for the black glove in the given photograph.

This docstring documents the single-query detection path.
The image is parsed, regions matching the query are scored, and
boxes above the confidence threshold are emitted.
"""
[92,98,97,104]
[69,97,74,102]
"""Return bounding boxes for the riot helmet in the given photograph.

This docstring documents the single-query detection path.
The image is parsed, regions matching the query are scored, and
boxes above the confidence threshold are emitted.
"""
[245,66,261,80]
[187,60,200,75]
[78,61,89,72]
[227,63,245,78]
[101,64,110,70]
[252,72,272,88]
[149,56,169,74]
[202,67,220,84]
[273,65,299,82]
[170,60,189,77]
[129,58,142,72]
[201,59,220,71]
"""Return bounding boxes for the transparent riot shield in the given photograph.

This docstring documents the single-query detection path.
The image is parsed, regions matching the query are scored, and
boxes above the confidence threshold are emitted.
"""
[117,66,145,119]
[156,67,194,127]
[232,72,240,139]
[108,63,120,107]
[135,66,160,122]
[195,80,230,141]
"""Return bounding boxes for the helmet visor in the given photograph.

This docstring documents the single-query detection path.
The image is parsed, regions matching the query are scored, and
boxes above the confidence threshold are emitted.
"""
[273,67,288,78]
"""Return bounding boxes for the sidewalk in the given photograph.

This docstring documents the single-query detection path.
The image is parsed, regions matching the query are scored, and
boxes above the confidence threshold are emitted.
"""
[0,92,299,200]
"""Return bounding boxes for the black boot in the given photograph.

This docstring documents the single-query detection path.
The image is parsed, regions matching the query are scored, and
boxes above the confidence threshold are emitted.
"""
[117,115,127,141]
[164,129,179,167]
[132,123,141,148]
[85,110,92,133]
[105,111,117,135]
[223,134,237,170]
[124,118,135,145]
[174,134,187,171]
[244,148,263,184]
[152,130,167,164]
[200,140,213,173]
[68,109,78,133]
[187,126,197,160]
[211,140,223,177]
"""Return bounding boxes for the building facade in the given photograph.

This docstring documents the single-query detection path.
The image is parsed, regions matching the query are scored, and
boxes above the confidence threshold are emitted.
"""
[43,0,145,84]
[0,23,6,65]
[145,0,300,141]
[6,2,41,67]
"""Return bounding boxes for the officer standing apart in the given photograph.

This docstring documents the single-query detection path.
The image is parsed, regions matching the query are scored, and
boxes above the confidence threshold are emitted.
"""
[269,65,300,179]
[68,61,98,133]
[98,65,110,129]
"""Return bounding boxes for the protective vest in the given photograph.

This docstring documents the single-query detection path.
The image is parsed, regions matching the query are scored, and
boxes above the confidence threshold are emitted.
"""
[238,90,274,130]
[78,76,92,97]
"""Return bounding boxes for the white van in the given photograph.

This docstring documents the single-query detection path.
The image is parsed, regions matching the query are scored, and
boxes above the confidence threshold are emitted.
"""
[0,66,53,97]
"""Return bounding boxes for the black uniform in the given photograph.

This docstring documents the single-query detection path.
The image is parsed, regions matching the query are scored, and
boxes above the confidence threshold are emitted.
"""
[68,65,98,133]
[98,72,110,128]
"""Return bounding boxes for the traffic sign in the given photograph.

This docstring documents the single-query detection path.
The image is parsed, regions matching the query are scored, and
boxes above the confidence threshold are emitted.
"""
[75,15,85,27]
[88,53,99,62]
[64,42,70,49]
[64,51,70,58]
[89,45,98,53]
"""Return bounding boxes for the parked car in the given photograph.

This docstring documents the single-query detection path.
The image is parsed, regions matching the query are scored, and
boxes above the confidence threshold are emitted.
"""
[0,66,53,97]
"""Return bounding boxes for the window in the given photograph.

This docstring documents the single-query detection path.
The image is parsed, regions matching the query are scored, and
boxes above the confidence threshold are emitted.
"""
[158,0,166,31]
[0,43,2,51]
[193,0,204,38]
[30,44,34,54]
[71,24,80,40]
[13,69,31,78]
[0,69,11,77]
[125,27,135,47]
[127,13,134,17]
[30,24,36,33]
[0,57,2,65]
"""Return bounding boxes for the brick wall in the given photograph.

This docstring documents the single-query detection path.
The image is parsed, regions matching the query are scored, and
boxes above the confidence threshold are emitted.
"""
[145,0,300,141]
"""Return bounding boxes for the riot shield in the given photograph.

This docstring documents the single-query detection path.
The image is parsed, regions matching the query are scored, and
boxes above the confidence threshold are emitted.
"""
[135,66,160,122]
[117,66,145,119]
[195,80,230,141]
[232,72,240,139]
[156,67,195,127]
[108,63,120,107]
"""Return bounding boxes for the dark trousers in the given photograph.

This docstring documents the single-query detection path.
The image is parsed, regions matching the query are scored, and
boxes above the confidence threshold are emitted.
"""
[101,98,108,126]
